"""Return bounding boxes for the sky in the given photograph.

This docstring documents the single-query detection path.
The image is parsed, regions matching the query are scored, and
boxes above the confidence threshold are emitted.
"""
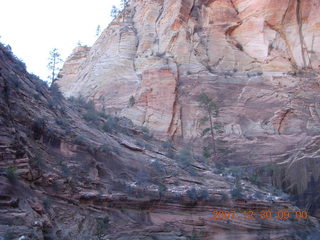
[0,0,121,81]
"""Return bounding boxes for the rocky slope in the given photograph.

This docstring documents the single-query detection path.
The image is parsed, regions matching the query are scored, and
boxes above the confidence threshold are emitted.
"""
[57,0,320,213]
[0,44,319,239]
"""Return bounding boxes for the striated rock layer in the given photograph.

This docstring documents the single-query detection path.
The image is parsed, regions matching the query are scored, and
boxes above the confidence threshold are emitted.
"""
[1,43,319,239]
[58,0,320,206]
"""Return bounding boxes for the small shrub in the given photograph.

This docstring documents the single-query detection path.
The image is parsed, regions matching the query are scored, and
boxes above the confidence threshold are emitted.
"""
[3,231,15,240]
[155,52,166,58]
[198,189,209,201]
[253,191,264,199]
[32,157,46,169]
[235,42,243,51]
[136,170,150,186]
[74,135,86,145]
[43,199,52,211]
[50,83,63,100]
[141,126,153,140]
[102,116,119,133]
[187,187,197,202]
[161,140,173,149]
[95,217,109,240]
[5,167,18,183]
[47,98,58,109]
[158,184,167,198]
[230,186,243,199]
[175,148,192,169]
[128,96,135,107]
[220,192,228,201]
[34,93,41,100]
[55,117,69,129]
[100,144,112,154]
[83,110,99,123]
[151,160,166,174]
[191,228,200,240]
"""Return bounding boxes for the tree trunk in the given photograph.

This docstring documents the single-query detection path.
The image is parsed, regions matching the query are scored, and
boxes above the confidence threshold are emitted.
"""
[208,109,217,161]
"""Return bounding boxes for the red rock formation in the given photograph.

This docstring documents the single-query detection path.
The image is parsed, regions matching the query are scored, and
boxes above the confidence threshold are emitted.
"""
[1,42,319,239]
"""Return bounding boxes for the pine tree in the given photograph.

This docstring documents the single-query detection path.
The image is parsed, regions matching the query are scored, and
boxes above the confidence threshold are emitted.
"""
[197,93,222,161]
[47,48,63,84]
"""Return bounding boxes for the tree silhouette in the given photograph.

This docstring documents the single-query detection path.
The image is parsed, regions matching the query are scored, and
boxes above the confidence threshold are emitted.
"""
[47,48,63,84]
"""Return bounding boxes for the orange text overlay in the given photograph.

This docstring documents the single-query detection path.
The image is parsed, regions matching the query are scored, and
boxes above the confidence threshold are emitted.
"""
[211,210,308,220]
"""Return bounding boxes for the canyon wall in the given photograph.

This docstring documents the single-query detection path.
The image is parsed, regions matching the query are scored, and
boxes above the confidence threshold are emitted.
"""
[2,43,319,239]
[57,0,320,206]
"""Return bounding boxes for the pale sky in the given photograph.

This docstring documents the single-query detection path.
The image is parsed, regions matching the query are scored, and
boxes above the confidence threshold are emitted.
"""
[0,0,121,81]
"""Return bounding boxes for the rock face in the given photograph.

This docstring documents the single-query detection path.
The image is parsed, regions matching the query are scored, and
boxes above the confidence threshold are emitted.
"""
[58,0,320,136]
[58,0,320,205]
[1,43,319,239]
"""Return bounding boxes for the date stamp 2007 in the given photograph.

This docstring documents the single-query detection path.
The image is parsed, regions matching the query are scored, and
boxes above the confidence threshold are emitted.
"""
[211,210,308,220]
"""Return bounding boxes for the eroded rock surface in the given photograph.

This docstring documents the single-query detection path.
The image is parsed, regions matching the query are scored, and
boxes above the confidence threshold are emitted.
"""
[1,43,319,239]
[58,0,320,207]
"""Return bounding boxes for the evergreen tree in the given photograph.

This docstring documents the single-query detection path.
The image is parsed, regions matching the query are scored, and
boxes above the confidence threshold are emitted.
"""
[197,93,222,161]
[47,48,63,84]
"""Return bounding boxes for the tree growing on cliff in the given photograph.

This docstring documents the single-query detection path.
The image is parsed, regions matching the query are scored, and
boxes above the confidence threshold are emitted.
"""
[96,25,101,37]
[120,0,129,9]
[47,48,63,84]
[197,93,222,161]
[110,5,120,19]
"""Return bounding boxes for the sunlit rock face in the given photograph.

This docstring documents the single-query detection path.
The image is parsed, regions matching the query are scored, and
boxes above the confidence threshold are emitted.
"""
[58,0,320,204]
[58,0,320,137]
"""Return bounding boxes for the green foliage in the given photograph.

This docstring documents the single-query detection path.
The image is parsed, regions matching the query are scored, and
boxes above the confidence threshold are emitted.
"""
[162,140,173,149]
[142,128,153,140]
[50,83,63,100]
[202,145,212,158]
[155,52,166,58]
[74,135,86,145]
[102,116,119,133]
[42,198,52,211]
[230,181,243,199]
[99,144,112,154]
[83,110,99,123]
[3,231,15,240]
[173,148,198,176]
[158,184,167,198]
[191,228,200,240]
[198,189,209,201]
[120,0,129,9]
[32,157,46,169]
[197,93,219,117]
[187,187,197,202]
[136,170,150,186]
[47,48,63,83]
[151,160,166,175]
[55,117,69,129]
[34,93,41,100]
[95,217,109,240]
[129,96,135,107]
[175,148,192,169]
[110,5,120,18]
[5,167,18,183]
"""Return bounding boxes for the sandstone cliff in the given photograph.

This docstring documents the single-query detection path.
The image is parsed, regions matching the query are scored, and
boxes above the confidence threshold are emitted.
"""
[58,0,320,212]
[0,43,319,239]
